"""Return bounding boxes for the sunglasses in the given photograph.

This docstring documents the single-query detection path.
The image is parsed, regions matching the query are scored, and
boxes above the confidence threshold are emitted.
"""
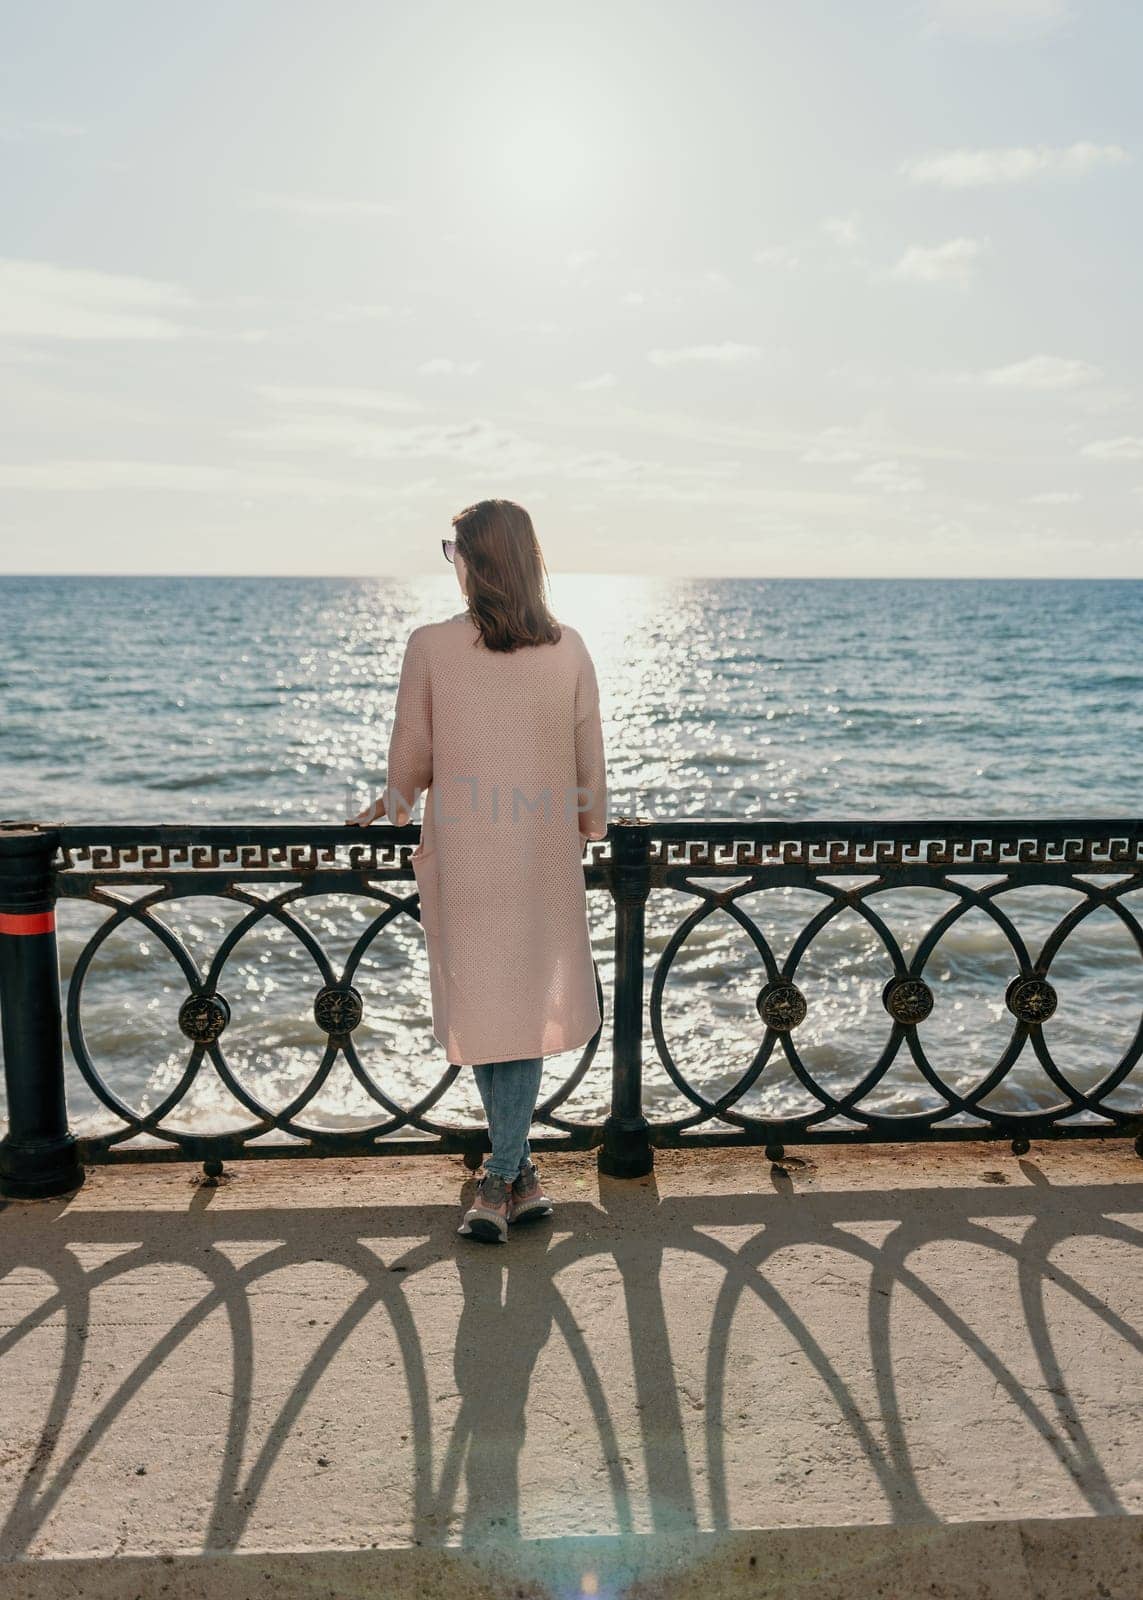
[442,538,457,563]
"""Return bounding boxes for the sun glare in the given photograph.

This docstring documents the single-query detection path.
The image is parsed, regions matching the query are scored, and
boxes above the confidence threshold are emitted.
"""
[447,70,619,231]
[499,112,591,200]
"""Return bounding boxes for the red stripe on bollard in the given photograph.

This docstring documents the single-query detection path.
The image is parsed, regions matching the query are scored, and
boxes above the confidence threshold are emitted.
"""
[0,910,56,935]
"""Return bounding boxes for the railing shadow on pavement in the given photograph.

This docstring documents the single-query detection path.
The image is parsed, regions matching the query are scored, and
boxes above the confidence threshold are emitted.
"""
[2,1157,1142,1562]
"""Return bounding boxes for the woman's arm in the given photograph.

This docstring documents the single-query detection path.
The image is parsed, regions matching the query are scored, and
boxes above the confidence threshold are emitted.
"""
[574,643,607,842]
[385,627,433,825]
[349,629,432,826]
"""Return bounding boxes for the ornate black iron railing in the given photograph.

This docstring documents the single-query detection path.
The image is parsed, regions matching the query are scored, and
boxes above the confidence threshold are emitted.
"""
[1,817,1141,1198]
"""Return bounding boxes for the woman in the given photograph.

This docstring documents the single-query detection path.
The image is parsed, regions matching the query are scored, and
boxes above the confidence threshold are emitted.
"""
[350,499,607,1244]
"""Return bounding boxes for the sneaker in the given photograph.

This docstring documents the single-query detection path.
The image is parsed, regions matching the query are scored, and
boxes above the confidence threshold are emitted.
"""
[457,1170,511,1243]
[509,1159,554,1225]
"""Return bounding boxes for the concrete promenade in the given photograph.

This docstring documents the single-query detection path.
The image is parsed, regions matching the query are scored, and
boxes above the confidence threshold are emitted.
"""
[1,1140,1141,1597]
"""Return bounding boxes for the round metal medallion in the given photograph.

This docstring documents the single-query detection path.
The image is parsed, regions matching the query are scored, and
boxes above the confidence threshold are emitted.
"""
[313,984,364,1035]
[1005,975,1057,1024]
[756,979,807,1032]
[178,991,231,1043]
[882,975,934,1025]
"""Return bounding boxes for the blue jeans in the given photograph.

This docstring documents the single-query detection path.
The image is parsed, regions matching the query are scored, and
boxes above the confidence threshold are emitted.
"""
[471,1057,544,1180]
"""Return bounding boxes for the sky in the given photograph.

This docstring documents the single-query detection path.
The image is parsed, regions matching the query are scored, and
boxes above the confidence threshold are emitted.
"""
[1,0,1141,578]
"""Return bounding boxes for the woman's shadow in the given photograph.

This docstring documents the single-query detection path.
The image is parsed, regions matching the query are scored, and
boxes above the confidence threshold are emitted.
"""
[440,1169,695,1548]
[442,1189,565,1544]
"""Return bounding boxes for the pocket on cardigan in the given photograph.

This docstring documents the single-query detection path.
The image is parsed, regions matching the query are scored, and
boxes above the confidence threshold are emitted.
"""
[410,843,440,937]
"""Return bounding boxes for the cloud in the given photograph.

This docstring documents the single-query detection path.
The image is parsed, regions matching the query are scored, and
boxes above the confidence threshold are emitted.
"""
[251,190,398,219]
[232,398,923,519]
[801,426,868,464]
[1068,385,1133,417]
[560,450,739,486]
[234,405,779,508]
[853,459,926,494]
[530,395,968,465]
[889,237,985,285]
[416,357,481,376]
[821,215,860,249]
[323,302,408,324]
[0,257,195,340]
[824,363,895,393]
[0,459,435,499]
[1080,437,1143,461]
[982,355,1102,389]
[753,245,800,269]
[237,413,548,474]
[0,118,86,142]
[920,0,1071,40]
[239,412,748,503]
[621,284,686,313]
[901,142,1128,187]
[575,373,617,390]
[253,384,424,413]
[647,341,762,367]
[1025,491,1081,504]
[559,458,868,513]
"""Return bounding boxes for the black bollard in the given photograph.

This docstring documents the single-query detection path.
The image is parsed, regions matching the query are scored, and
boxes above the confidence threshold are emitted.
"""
[598,818,654,1178]
[0,824,84,1199]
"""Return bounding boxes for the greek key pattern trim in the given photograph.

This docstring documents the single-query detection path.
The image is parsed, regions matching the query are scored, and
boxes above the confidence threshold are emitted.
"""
[57,838,415,875]
[648,831,1142,874]
[48,824,1143,881]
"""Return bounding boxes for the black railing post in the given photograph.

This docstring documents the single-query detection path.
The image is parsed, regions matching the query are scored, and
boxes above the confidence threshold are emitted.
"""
[599,818,654,1178]
[0,824,84,1199]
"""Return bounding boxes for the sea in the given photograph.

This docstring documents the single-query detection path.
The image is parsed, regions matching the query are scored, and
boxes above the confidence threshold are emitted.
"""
[1,574,1140,1140]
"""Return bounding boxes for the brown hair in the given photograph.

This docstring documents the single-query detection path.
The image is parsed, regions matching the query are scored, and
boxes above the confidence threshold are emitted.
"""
[450,498,562,652]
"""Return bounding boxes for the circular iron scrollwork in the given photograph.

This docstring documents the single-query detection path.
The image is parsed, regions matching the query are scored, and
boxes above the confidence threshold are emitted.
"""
[178,991,231,1043]
[882,974,934,1025]
[313,983,364,1035]
[1005,975,1058,1024]
[756,979,807,1032]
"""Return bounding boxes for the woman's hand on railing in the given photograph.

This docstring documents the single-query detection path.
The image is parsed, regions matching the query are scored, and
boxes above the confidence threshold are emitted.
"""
[346,795,387,827]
